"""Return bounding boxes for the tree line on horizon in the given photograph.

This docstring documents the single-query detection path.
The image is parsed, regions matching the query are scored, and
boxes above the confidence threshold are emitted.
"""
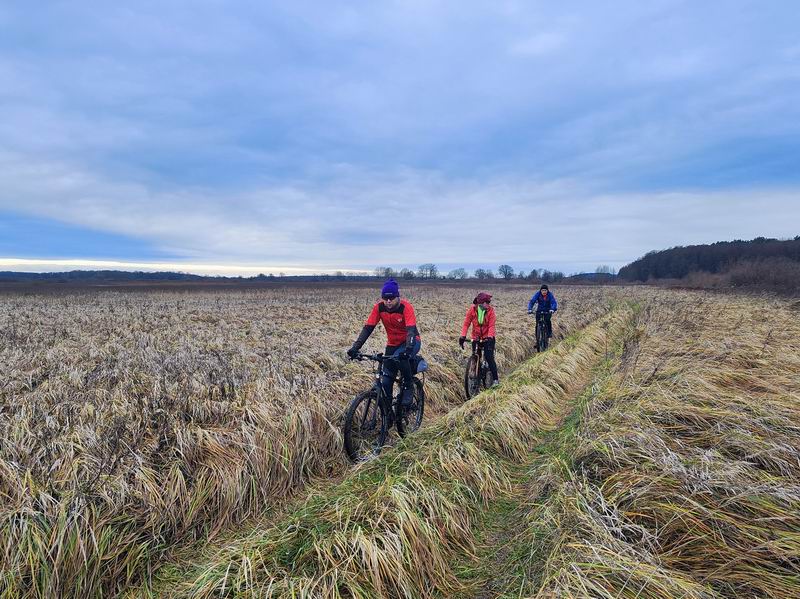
[0,263,619,285]
[373,264,617,282]
[618,236,800,291]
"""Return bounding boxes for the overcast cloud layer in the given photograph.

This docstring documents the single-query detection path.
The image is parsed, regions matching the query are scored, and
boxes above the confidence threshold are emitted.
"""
[1,1,799,274]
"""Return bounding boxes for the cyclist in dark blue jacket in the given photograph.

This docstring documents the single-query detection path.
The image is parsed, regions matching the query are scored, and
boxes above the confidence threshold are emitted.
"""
[527,284,557,342]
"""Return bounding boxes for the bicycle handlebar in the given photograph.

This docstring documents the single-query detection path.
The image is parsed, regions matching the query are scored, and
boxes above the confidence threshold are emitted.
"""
[352,351,404,363]
[462,338,487,349]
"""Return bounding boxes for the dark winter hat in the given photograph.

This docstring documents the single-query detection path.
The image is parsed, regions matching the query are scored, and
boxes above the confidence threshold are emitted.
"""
[381,278,400,298]
[473,292,492,304]
[540,284,549,291]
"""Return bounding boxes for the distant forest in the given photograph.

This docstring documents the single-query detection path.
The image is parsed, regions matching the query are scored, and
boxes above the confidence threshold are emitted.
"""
[619,237,800,291]
[0,270,208,282]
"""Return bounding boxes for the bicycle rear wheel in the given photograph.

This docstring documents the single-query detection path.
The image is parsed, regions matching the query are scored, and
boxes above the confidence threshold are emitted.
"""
[396,379,425,438]
[464,354,481,399]
[343,388,387,462]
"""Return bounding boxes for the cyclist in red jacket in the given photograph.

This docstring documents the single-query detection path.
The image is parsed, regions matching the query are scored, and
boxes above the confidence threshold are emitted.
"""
[347,278,421,417]
[459,291,499,386]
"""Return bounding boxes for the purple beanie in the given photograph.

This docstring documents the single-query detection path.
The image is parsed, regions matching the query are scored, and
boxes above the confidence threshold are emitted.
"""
[381,278,400,298]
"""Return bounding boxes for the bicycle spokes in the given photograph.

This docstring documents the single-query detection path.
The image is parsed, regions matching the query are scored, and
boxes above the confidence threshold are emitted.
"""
[359,397,378,432]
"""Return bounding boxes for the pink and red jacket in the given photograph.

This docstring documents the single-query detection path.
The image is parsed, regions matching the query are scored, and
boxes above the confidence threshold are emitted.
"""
[461,305,496,340]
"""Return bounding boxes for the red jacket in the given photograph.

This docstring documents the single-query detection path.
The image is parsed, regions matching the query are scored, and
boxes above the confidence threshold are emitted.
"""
[461,305,496,340]
[365,299,419,347]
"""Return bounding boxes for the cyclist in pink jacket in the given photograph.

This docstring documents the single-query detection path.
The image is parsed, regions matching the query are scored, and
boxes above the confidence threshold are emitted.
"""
[459,292,499,386]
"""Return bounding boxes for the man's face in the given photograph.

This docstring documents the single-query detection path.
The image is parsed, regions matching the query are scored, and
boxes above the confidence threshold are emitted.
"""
[541,289,548,297]
[382,295,400,309]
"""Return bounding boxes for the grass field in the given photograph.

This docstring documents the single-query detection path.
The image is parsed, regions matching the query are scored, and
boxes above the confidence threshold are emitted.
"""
[0,284,619,597]
[134,288,799,599]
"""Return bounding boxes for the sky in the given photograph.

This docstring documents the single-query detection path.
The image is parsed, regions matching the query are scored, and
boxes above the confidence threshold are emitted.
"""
[1,0,799,275]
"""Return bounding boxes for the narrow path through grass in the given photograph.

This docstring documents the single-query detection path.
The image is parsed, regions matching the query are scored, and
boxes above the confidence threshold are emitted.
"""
[450,332,628,598]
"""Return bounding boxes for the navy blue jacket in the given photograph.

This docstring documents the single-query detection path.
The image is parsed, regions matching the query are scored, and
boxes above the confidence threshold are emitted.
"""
[528,291,558,313]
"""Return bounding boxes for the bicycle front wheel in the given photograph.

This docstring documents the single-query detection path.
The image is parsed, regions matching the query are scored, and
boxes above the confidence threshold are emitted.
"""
[343,389,387,462]
[536,320,549,352]
[464,355,481,399]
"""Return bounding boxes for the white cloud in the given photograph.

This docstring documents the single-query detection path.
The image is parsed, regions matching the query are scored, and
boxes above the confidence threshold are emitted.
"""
[2,150,798,272]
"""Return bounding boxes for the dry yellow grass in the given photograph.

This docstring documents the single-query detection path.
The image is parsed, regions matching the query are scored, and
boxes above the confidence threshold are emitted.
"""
[524,292,800,598]
[0,284,618,597]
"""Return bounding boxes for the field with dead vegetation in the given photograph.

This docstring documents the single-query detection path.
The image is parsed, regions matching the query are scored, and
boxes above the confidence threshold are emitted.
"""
[141,289,800,599]
[0,284,618,597]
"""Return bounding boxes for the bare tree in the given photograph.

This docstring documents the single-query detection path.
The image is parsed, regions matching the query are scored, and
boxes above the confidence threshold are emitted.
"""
[417,263,439,279]
[498,264,514,280]
[399,268,415,280]
[447,268,468,280]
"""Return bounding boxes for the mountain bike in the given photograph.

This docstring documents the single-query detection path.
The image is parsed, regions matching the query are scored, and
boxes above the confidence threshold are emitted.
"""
[534,311,553,352]
[343,352,425,462]
[463,339,493,399]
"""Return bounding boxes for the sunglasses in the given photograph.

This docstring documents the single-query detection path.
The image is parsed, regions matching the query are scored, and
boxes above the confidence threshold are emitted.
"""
[381,294,398,300]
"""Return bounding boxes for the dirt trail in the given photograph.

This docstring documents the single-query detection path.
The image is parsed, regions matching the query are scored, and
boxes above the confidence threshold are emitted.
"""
[456,353,620,599]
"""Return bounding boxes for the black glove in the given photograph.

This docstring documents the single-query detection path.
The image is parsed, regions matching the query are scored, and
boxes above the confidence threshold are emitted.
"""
[347,346,359,359]
[459,336,466,349]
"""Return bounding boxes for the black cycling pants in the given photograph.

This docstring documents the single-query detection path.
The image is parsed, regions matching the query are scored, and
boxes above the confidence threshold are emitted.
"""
[381,340,420,401]
[473,338,499,380]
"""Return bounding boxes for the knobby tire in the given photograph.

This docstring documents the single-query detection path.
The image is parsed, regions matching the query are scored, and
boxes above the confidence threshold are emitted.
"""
[536,317,549,352]
[343,389,387,462]
[464,354,481,399]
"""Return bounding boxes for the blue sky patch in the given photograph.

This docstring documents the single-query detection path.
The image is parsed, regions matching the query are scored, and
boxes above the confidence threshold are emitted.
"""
[0,213,169,260]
